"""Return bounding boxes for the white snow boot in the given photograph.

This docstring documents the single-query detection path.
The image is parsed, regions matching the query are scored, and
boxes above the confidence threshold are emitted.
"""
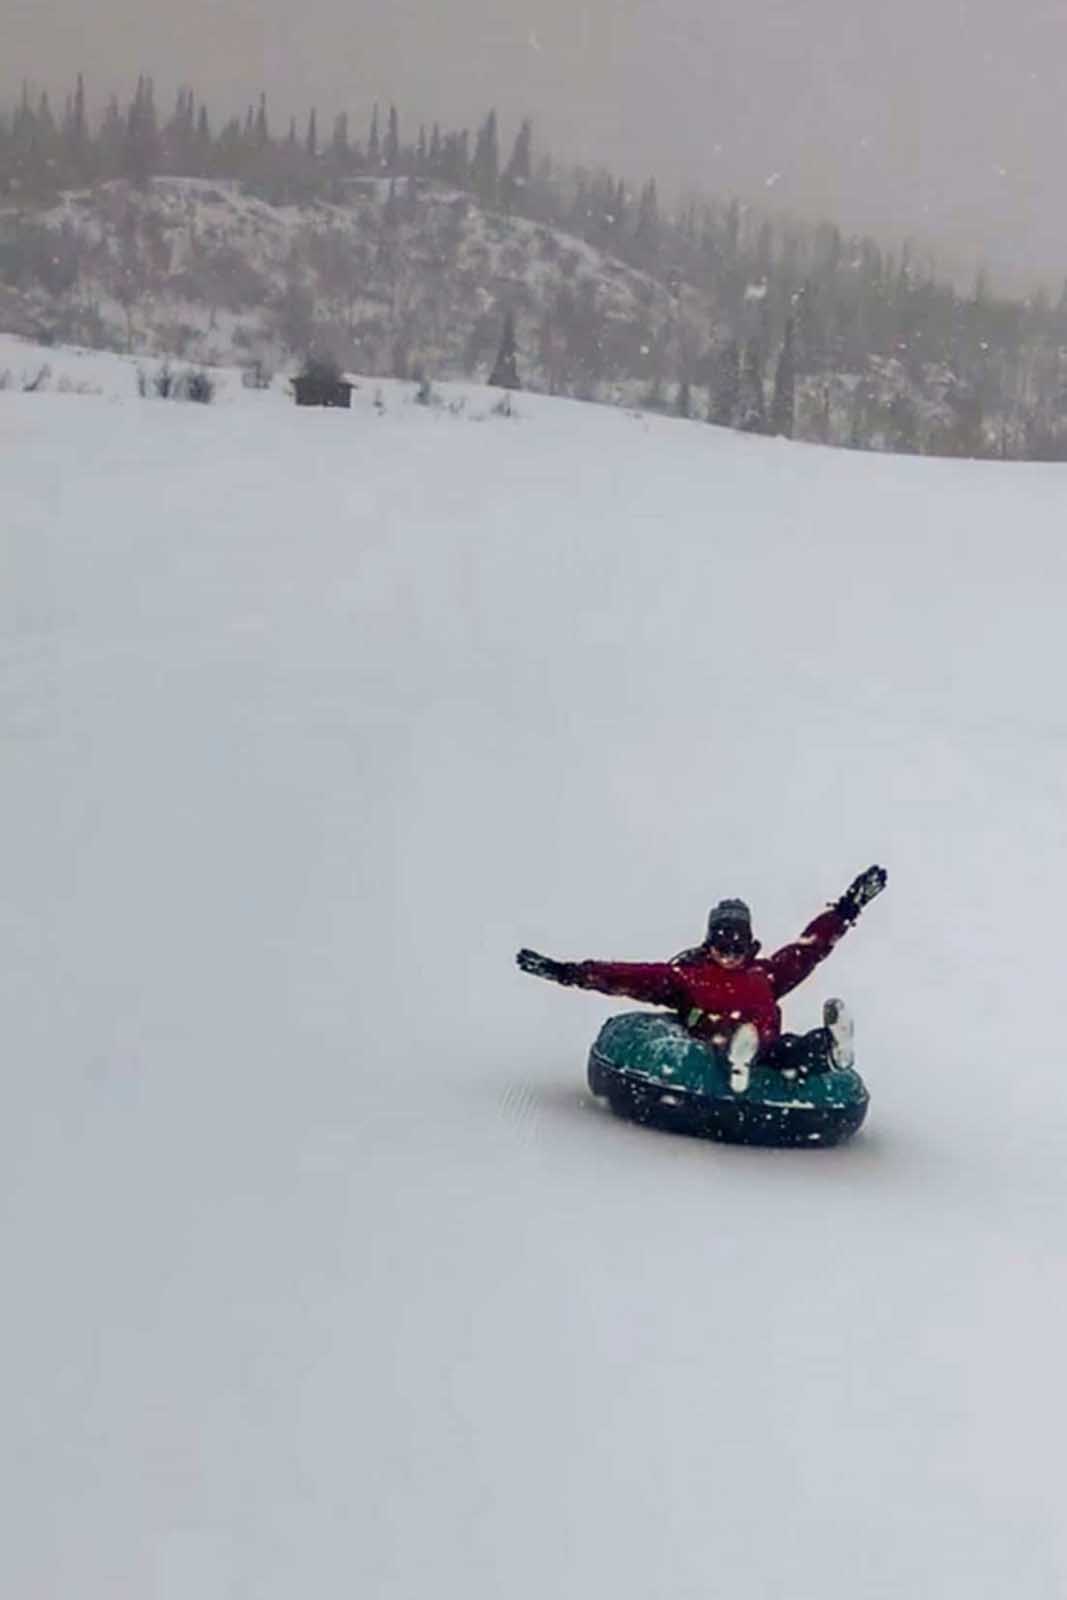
[727,1021,760,1093]
[823,998,855,1070]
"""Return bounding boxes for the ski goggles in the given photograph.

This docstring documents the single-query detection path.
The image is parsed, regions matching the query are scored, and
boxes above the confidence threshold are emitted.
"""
[707,925,751,956]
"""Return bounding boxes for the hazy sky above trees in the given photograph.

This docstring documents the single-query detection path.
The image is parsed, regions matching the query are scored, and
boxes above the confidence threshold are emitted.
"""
[8,0,1067,290]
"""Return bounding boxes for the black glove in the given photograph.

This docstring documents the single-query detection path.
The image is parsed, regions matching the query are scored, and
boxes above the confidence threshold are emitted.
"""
[835,864,887,922]
[516,948,580,986]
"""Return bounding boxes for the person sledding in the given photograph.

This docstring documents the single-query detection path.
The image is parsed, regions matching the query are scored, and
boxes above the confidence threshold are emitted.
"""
[516,866,887,1091]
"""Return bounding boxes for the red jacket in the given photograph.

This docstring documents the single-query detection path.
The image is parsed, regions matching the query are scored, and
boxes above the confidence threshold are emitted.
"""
[571,905,852,1048]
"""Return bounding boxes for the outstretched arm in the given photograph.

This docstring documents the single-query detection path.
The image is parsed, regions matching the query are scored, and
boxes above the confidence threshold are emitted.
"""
[766,865,887,998]
[516,948,684,1008]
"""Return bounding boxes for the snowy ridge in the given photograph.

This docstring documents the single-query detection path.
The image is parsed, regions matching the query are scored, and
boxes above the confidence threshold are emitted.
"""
[1,176,708,398]
[3,362,1067,1597]
[2,177,1022,452]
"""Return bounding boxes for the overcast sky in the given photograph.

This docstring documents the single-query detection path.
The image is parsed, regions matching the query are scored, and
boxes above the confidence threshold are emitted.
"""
[8,0,1067,291]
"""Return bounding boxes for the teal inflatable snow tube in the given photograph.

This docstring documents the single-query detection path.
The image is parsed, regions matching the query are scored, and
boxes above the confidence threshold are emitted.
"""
[587,1011,869,1148]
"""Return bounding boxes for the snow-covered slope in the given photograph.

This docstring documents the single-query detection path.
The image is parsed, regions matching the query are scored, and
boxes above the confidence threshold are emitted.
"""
[1,176,705,397]
[4,358,1067,1598]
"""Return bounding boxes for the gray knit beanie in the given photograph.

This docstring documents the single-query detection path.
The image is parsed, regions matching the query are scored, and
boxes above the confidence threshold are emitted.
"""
[705,898,753,944]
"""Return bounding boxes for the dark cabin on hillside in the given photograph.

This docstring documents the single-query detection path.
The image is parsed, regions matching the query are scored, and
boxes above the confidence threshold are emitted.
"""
[291,371,353,409]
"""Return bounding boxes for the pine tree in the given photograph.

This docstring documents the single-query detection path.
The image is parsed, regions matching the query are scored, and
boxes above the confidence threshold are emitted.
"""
[502,118,531,210]
[709,340,740,426]
[793,280,824,372]
[739,340,766,432]
[441,129,470,186]
[216,116,242,177]
[161,87,183,173]
[489,310,520,388]
[306,109,318,160]
[24,90,60,195]
[569,173,590,230]
[66,71,90,182]
[331,112,349,170]
[384,105,400,171]
[9,88,39,194]
[612,179,627,233]
[73,71,87,143]
[755,219,774,279]
[848,382,870,449]
[723,198,741,269]
[472,109,499,206]
[887,392,919,454]
[634,179,660,263]
[124,76,160,186]
[770,317,795,438]
[36,91,57,144]
[195,105,211,174]
[368,104,381,168]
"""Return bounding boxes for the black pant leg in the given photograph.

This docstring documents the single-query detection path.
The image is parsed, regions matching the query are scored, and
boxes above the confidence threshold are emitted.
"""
[761,1028,832,1075]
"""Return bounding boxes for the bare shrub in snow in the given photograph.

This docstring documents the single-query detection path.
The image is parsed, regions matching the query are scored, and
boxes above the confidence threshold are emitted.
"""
[241,360,273,390]
[179,369,215,404]
[136,363,215,403]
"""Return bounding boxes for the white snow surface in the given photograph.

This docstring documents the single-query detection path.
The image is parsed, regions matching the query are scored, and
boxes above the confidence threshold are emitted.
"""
[4,343,1067,1598]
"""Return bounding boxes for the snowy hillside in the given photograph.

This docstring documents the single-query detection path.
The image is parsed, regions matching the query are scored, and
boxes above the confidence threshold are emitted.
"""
[4,359,1067,1598]
[1,176,706,398]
